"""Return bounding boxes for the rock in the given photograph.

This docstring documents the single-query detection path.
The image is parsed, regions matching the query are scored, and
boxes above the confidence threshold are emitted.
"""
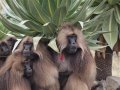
[116,86,120,90]
[96,80,106,90]
[106,76,120,90]
[92,80,106,90]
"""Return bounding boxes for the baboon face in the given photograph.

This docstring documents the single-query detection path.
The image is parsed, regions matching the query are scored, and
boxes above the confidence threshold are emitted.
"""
[0,42,10,56]
[65,34,78,54]
[7,37,17,50]
[22,41,33,57]
[22,41,39,60]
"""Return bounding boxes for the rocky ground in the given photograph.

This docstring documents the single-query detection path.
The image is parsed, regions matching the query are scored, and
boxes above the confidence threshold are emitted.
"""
[95,76,120,90]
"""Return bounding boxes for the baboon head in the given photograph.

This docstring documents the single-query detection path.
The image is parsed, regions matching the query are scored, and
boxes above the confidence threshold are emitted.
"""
[6,37,17,51]
[0,41,10,57]
[19,36,39,78]
[22,41,33,57]
[57,23,87,55]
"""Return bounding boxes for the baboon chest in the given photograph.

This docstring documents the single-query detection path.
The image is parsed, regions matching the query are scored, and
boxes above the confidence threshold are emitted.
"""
[57,59,72,73]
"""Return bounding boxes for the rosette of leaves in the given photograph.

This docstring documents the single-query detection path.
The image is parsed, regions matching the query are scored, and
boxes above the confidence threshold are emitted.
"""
[0,21,25,40]
[83,0,120,50]
[0,22,9,39]
[0,0,98,38]
[0,0,109,51]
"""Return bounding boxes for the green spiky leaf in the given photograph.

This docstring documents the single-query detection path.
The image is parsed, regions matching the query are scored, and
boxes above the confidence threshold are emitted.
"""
[102,9,118,49]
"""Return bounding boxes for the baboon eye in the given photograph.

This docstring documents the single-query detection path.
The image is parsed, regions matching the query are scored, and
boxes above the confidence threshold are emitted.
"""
[67,34,77,44]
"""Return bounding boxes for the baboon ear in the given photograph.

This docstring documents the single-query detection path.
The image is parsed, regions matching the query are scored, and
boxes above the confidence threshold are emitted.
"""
[74,22,83,30]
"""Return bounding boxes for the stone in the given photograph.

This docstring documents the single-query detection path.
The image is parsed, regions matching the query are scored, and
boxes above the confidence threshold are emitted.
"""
[106,76,120,90]
[92,80,106,90]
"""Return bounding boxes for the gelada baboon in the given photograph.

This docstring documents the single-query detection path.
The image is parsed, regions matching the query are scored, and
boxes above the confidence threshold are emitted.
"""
[0,41,11,90]
[0,36,17,66]
[0,36,37,90]
[0,41,10,62]
[30,41,60,90]
[54,23,96,90]
[0,36,17,90]
[0,37,16,90]
[21,37,39,78]
[0,36,17,56]
[5,36,17,51]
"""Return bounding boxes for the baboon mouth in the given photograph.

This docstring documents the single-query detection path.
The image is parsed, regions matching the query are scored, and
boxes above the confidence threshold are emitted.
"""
[26,72,32,77]
[23,52,32,57]
[68,48,77,54]
[64,47,81,54]
[24,72,33,78]
[3,52,10,56]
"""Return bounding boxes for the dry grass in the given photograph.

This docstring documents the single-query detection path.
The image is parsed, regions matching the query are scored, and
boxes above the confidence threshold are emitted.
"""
[112,52,120,77]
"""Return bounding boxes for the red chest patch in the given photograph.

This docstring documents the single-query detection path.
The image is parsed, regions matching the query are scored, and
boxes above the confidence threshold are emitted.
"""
[59,53,64,61]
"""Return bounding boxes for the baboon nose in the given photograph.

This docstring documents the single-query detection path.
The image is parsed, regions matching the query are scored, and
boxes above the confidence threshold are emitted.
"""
[27,68,32,73]
[24,48,29,52]
[71,42,75,45]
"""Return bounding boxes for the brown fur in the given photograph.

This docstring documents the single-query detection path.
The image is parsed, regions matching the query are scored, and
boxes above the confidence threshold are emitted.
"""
[55,23,96,90]
[0,41,9,67]
[0,36,17,67]
[31,41,59,90]
[4,36,17,51]
[0,38,13,90]
[0,36,32,90]
[0,36,17,90]
[0,50,31,90]
[64,74,88,90]
[15,36,33,51]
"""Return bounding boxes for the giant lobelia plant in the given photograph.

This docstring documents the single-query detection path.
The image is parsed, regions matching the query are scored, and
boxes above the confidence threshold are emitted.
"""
[0,0,109,51]
[83,0,120,50]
